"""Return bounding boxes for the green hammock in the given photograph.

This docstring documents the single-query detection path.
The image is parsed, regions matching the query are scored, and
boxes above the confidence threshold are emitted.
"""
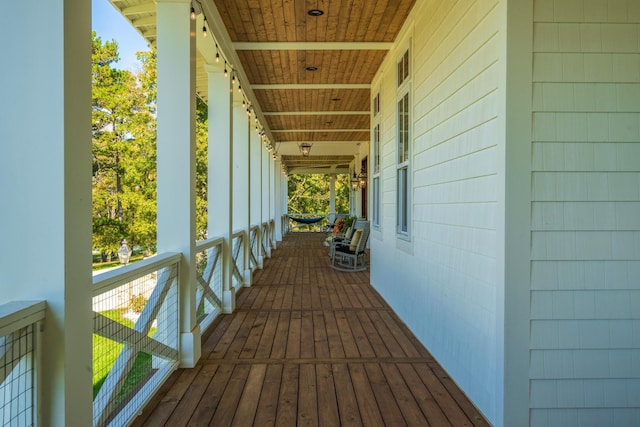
[288,215,326,225]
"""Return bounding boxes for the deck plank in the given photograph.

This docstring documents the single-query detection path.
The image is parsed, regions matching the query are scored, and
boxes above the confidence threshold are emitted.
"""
[252,363,282,426]
[134,232,490,427]
[231,364,266,426]
[275,364,299,426]
[187,363,233,425]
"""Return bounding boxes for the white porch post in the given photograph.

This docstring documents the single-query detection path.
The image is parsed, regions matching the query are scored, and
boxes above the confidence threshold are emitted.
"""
[205,64,235,313]
[250,122,264,268]
[329,175,336,221]
[232,99,252,286]
[1,0,92,424]
[270,158,278,247]
[156,0,201,368]
[274,162,284,241]
[262,143,272,256]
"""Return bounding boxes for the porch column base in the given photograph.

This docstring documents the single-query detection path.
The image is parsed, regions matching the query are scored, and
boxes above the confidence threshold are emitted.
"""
[223,289,236,314]
[265,246,272,258]
[179,327,202,368]
[244,269,252,287]
[257,255,264,269]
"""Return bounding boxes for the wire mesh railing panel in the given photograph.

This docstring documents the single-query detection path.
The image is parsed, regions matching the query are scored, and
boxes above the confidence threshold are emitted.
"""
[196,242,223,332]
[261,223,269,256]
[0,325,35,427]
[231,234,244,291]
[249,227,259,269]
[92,257,179,427]
[0,301,44,427]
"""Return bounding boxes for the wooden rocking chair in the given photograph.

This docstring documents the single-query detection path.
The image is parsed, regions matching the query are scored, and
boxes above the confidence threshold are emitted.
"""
[330,221,370,272]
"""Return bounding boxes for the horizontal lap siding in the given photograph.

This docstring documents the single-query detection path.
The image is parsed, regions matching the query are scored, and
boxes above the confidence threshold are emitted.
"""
[531,1,640,425]
[371,0,502,423]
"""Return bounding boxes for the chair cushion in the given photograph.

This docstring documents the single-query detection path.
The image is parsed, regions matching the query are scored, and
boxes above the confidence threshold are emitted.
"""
[349,229,363,251]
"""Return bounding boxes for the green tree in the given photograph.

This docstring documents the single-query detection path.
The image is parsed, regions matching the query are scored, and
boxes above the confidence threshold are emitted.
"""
[120,50,157,254]
[92,32,155,258]
[287,173,350,215]
[195,97,209,240]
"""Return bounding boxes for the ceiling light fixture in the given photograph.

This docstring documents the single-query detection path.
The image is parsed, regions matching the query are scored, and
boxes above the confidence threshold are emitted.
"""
[299,143,312,157]
[308,9,324,16]
[305,66,318,71]
[190,7,196,19]
[331,97,341,101]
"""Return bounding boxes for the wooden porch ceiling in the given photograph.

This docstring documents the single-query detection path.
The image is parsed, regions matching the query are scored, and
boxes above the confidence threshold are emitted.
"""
[131,233,490,426]
[107,0,416,173]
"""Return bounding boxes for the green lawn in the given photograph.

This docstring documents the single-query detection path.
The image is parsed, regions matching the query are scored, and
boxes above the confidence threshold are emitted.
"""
[93,309,156,401]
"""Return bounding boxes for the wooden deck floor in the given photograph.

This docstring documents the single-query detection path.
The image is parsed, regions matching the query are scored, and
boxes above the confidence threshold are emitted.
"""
[132,233,489,426]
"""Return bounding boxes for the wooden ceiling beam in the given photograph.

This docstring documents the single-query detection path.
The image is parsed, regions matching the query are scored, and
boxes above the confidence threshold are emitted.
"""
[233,42,392,50]
[121,2,156,16]
[263,111,369,115]
[272,129,369,133]
[132,15,156,27]
[252,84,369,89]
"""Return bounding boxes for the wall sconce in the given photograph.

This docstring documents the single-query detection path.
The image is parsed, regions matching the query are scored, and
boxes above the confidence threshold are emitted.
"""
[299,142,312,156]
[357,167,367,189]
[350,172,360,191]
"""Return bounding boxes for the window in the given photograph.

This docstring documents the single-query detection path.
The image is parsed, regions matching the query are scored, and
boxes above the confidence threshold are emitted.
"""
[372,123,381,228]
[396,48,410,237]
[397,49,409,87]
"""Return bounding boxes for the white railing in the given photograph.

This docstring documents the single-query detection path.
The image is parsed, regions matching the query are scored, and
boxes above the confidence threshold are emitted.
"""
[0,300,46,427]
[261,222,270,258]
[249,225,260,269]
[195,237,224,333]
[231,230,246,291]
[92,253,181,427]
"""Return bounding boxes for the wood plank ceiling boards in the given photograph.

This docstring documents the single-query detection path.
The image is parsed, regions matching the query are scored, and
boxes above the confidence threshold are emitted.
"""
[108,0,416,173]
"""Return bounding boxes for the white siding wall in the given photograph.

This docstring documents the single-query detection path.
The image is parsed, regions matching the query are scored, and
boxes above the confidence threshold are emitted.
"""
[370,0,504,423]
[530,1,640,425]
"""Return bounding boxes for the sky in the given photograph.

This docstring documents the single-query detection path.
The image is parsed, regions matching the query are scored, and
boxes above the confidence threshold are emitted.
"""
[92,0,150,71]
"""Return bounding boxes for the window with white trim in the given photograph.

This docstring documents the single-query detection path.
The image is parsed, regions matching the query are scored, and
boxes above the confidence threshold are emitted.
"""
[372,92,381,228]
[396,48,410,236]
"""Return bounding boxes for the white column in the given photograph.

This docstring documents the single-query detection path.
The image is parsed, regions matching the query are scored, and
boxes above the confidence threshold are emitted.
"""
[250,123,264,267]
[206,64,235,313]
[232,99,251,286]
[262,143,272,257]
[272,159,279,247]
[329,175,336,221]
[0,1,92,424]
[156,0,200,368]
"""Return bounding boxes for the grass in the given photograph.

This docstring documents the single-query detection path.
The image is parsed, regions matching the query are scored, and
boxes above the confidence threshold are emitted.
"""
[93,309,156,401]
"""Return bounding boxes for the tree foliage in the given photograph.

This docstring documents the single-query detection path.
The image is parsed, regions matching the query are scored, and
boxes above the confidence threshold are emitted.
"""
[287,173,350,215]
[92,32,156,258]
[91,33,210,260]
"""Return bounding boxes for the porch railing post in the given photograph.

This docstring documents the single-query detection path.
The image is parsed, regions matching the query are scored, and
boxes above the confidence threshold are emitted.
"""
[156,0,201,368]
[206,63,236,313]
[232,99,252,287]
[1,1,93,424]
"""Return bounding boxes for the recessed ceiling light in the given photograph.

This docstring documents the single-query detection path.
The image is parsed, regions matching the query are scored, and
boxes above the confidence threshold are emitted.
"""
[305,66,318,71]
[331,98,341,101]
[325,121,333,124]
[308,9,324,16]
